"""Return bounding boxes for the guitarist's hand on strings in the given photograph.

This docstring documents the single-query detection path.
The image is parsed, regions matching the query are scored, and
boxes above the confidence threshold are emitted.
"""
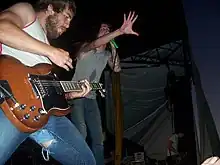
[48,48,73,71]
[65,79,91,99]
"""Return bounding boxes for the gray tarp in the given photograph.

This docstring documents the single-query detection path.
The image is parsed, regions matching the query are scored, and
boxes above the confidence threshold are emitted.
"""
[104,63,184,160]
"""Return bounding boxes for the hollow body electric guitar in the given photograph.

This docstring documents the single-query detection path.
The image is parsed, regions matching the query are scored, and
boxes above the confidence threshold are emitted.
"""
[0,55,104,133]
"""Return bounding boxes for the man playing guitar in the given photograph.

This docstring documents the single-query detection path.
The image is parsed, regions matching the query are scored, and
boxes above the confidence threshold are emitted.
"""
[0,0,96,164]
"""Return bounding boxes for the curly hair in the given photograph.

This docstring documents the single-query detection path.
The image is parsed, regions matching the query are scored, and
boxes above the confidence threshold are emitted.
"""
[34,0,76,15]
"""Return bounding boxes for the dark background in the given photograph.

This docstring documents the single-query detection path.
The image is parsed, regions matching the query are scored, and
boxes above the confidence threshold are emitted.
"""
[1,0,186,59]
[2,0,196,164]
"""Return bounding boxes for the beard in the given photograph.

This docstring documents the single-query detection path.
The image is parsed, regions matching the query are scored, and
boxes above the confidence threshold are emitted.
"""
[45,14,60,39]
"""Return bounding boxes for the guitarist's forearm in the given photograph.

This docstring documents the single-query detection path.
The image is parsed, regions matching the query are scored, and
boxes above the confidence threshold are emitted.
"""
[0,21,54,57]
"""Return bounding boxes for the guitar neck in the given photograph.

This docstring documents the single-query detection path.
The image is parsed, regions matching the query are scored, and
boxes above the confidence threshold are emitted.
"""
[60,81,102,93]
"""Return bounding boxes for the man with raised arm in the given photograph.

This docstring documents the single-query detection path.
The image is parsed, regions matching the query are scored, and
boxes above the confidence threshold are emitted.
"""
[70,11,139,165]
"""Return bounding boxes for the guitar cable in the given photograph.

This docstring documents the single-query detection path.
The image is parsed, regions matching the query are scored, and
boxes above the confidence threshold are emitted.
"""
[0,88,4,104]
[0,85,19,108]
[109,39,118,73]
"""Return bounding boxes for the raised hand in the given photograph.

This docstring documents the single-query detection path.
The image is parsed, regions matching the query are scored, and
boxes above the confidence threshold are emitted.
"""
[119,11,139,36]
[48,48,73,71]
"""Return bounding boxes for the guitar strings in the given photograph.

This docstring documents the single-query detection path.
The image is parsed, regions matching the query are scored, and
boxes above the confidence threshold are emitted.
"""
[35,81,102,93]
[37,80,102,89]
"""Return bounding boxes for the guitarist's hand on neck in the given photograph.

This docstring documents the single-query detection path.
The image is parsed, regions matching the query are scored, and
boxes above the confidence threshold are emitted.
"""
[65,79,91,99]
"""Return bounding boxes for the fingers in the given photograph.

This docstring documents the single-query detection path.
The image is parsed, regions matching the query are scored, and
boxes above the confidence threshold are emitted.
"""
[62,64,69,71]
[65,58,73,69]
[127,11,132,21]
[132,30,139,36]
[84,79,92,90]
[123,14,126,23]
[61,62,71,71]
[80,85,88,97]
[130,11,135,21]
[53,48,73,71]
[124,11,138,23]
[79,79,91,97]
[67,79,91,99]
[132,14,138,24]
[61,54,73,71]
[202,157,220,165]
[216,158,220,165]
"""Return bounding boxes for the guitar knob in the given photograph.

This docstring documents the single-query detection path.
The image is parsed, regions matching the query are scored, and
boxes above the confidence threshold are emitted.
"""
[34,115,40,121]
[19,104,26,110]
[30,106,36,111]
[23,113,30,119]
[38,108,47,115]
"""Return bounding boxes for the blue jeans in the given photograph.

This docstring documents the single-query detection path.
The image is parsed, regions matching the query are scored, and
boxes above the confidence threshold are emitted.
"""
[0,109,96,165]
[70,98,104,165]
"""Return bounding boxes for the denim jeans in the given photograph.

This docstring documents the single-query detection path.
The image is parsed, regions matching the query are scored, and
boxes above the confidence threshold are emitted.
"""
[0,109,96,165]
[70,98,104,165]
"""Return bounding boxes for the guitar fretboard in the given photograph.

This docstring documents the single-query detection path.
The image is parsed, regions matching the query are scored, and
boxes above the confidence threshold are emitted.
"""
[60,81,102,92]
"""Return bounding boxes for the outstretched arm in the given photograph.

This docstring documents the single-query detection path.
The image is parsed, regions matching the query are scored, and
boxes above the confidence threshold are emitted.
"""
[80,11,139,53]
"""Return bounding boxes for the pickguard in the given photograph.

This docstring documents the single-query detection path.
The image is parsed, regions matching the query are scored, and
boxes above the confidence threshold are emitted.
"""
[28,73,69,111]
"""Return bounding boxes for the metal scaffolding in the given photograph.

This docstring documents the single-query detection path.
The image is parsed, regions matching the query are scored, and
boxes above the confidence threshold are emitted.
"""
[120,40,189,69]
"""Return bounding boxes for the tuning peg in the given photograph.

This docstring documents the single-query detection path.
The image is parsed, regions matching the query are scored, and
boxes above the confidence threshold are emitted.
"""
[99,90,105,98]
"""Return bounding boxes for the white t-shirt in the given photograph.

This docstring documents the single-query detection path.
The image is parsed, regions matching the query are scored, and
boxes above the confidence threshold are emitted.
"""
[0,17,52,66]
[167,134,179,156]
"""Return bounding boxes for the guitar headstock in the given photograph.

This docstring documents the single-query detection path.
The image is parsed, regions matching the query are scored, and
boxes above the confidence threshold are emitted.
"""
[92,82,106,97]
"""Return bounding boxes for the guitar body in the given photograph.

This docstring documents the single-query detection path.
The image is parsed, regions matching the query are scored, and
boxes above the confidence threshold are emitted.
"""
[0,55,70,133]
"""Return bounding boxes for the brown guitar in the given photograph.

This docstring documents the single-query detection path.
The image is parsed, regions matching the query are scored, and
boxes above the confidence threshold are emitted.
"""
[0,55,104,133]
